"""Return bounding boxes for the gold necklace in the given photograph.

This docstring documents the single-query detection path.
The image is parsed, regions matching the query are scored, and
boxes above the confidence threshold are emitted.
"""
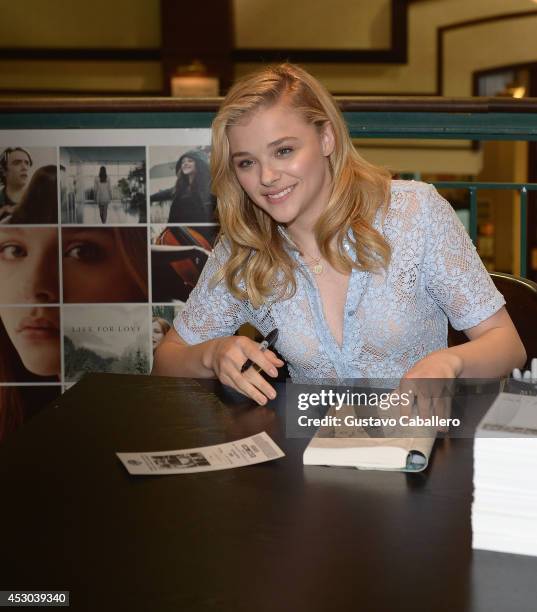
[304,253,323,275]
[277,226,324,274]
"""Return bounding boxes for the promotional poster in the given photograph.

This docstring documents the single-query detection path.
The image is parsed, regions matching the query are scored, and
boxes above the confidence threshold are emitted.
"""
[0,129,215,442]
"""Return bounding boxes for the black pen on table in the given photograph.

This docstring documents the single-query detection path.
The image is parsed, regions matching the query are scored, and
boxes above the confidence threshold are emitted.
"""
[241,328,279,373]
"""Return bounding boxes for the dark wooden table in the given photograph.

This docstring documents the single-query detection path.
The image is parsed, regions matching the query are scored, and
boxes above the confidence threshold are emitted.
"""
[0,373,536,612]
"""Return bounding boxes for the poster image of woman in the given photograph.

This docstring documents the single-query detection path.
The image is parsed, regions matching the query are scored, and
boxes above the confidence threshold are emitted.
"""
[94,166,113,224]
[62,227,148,303]
[0,306,61,443]
[60,146,146,225]
[152,317,171,352]
[0,227,59,305]
[151,305,183,359]
[0,306,61,382]
[150,148,216,223]
[9,165,58,225]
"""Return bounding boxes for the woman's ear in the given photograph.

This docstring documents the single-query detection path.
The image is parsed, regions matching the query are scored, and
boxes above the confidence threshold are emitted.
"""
[320,122,336,157]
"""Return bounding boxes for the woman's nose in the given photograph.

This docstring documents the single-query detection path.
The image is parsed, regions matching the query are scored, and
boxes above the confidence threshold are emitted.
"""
[260,163,280,187]
[32,283,58,303]
[26,249,59,304]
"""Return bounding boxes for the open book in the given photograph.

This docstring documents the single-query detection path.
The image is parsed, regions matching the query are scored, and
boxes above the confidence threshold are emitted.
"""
[303,404,436,472]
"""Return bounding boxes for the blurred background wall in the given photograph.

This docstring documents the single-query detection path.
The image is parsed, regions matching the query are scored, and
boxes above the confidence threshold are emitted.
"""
[2,0,537,97]
[3,1,537,275]
[2,1,537,280]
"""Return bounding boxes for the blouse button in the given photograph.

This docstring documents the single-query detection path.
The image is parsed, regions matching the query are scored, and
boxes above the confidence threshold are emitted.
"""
[347,309,355,316]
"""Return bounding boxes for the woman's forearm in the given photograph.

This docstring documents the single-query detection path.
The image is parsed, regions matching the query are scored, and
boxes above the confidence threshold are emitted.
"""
[445,326,526,378]
[151,336,218,378]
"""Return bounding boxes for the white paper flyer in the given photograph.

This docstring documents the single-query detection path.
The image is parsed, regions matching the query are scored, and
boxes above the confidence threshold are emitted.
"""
[117,431,285,475]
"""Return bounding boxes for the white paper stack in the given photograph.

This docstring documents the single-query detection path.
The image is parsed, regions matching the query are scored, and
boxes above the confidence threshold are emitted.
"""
[472,392,537,556]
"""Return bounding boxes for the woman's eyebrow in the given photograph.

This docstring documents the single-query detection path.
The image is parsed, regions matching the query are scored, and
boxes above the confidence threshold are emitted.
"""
[267,136,298,147]
[231,136,298,159]
[0,229,26,241]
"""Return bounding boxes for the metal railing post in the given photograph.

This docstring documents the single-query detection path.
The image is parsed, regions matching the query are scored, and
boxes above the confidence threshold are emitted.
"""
[520,187,528,278]
[469,187,478,245]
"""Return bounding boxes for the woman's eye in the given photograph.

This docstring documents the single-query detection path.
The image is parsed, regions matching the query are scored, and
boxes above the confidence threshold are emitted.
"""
[237,159,254,169]
[64,242,104,263]
[277,147,293,157]
[0,243,26,260]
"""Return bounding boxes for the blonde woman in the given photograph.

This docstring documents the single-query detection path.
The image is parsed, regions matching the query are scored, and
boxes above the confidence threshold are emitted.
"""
[152,63,525,404]
[152,317,171,352]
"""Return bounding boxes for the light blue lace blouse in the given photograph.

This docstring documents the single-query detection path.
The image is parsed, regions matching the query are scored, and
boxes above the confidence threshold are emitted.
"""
[175,181,505,380]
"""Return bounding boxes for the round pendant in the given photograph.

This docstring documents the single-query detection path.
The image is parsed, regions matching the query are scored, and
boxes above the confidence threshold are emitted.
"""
[312,263,323,275]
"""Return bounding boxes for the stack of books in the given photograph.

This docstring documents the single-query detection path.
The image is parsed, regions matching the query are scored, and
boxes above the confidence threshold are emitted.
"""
[472,392,537,556]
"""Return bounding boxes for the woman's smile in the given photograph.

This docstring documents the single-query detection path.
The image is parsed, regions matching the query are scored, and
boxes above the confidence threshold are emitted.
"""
[264,184,297,203]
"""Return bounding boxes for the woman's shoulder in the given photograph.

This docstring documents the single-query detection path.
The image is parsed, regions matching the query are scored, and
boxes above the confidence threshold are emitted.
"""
[379,180,445,238]
[390,179,432,198]
[388,179,440,215]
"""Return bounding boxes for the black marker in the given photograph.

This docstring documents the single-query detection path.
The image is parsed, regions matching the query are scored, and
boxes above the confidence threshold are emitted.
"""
[241,328,279,373]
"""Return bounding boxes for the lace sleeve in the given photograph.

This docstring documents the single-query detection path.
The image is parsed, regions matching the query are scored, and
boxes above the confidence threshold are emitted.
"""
[174,239,249,344]
[423,185,505,331]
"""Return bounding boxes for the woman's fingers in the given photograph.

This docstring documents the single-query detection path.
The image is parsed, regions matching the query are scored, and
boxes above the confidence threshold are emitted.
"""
[395,378,416,419]
[265,349,285,366]
[223,366,277,405]
[395,376,454,433]
[213,337,281,405]
[241,345,282,377]
[243,368,278,402]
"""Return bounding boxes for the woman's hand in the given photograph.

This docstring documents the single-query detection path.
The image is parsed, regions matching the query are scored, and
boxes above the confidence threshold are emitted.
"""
[208,336,285,405]
[399,350,462,429]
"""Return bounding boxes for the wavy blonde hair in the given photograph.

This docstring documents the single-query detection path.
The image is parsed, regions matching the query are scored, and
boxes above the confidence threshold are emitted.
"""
[211,63,391,308]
